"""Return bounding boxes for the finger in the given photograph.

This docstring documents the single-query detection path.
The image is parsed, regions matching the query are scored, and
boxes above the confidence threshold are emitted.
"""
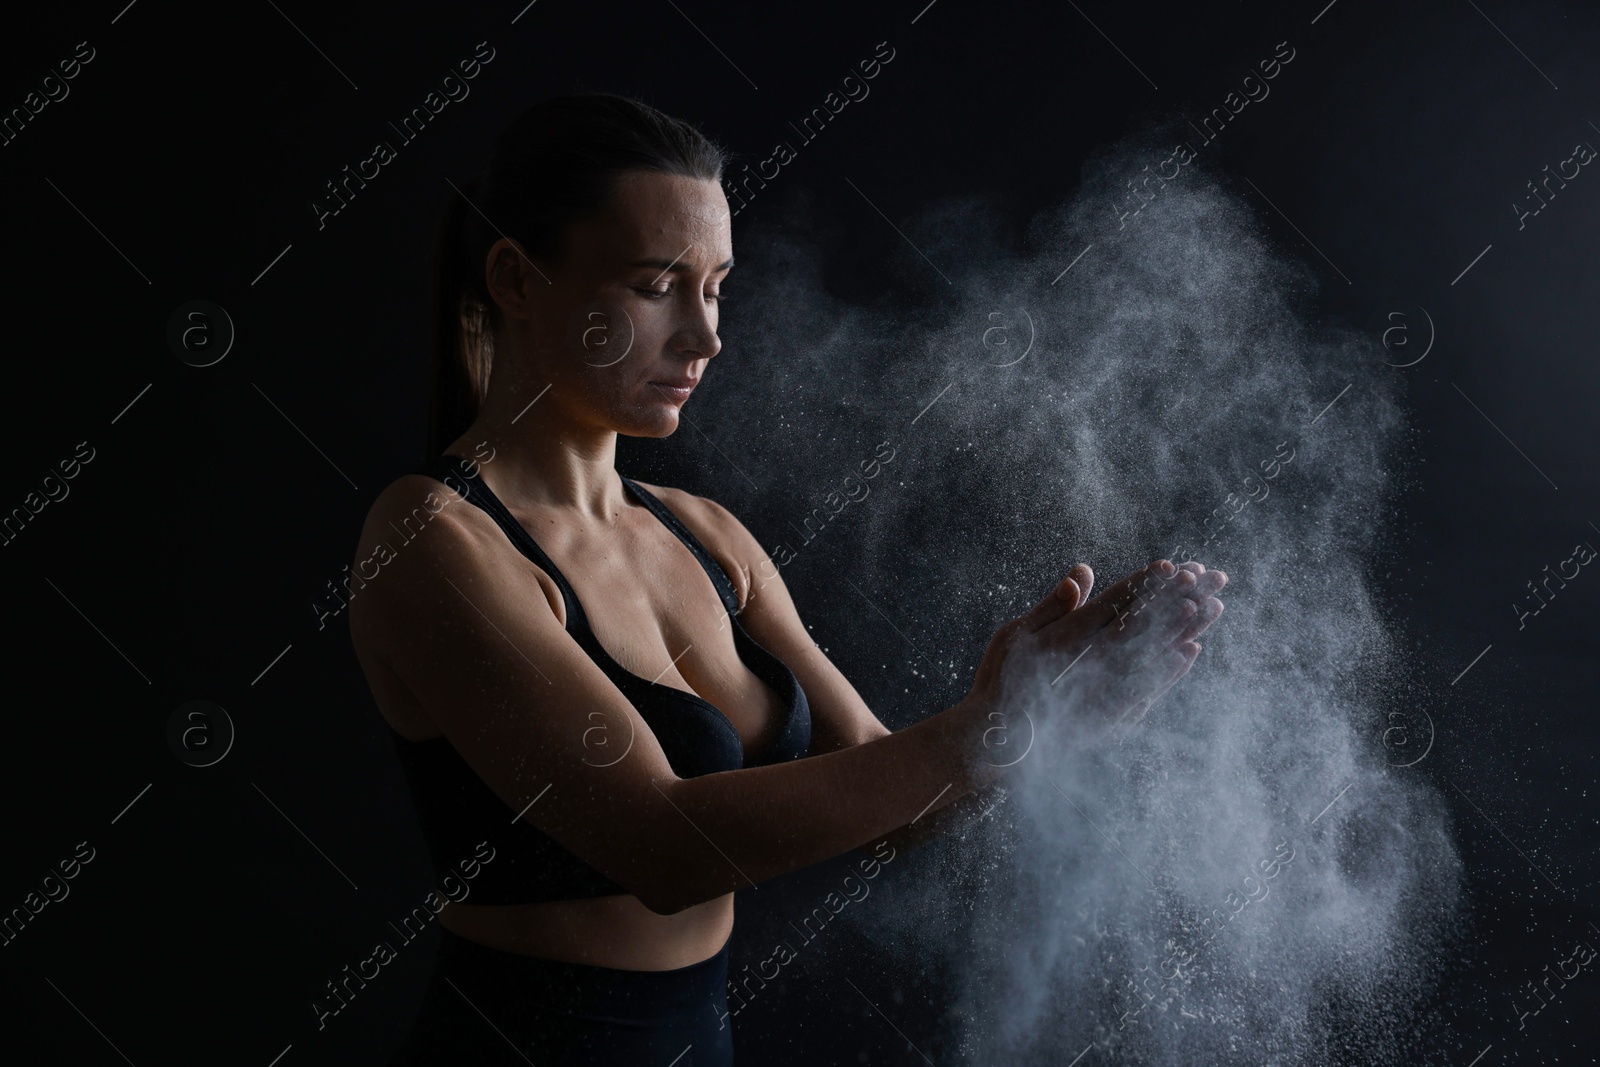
[1104,597,1196,674]
[1018,567,1092,634]
[1179,561,1206,576]
[1037,561,1179,658]
[1069,562,1094,603]
[1177,597,1223,643]
[1185,569,1227,599]
[1104,568,1195,638]
[1073,559,1178,634]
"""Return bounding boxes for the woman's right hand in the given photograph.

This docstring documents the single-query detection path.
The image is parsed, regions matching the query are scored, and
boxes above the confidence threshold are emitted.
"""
[962,558,1227,737]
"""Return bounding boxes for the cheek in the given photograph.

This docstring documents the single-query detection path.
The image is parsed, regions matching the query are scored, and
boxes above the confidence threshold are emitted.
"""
[566,298,639,369]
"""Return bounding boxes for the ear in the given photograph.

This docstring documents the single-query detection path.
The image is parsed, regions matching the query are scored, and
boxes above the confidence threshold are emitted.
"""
[484,237,548,321]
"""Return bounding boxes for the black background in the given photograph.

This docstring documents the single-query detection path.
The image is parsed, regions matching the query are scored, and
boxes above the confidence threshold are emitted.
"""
[0,0,1595,1064]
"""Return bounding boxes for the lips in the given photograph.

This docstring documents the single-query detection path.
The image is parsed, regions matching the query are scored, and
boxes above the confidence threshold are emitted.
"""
[649,377,698,403]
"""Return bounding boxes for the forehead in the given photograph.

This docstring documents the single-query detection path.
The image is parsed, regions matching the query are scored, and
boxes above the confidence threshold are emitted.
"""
[579,170,731,267]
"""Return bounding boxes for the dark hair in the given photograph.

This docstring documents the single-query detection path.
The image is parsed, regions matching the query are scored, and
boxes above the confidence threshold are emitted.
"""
[428,93,729,459]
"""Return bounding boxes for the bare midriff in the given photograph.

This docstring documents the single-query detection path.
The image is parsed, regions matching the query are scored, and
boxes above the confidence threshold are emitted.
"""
[436,891,734,970]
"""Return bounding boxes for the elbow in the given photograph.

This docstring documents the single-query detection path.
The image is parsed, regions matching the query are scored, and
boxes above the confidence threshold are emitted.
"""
[637,889,695,917]
[631,883,698,917]
[631,873,724,916]
[621,864,680,915]
[601,854,702,917]
[619,776,752,914]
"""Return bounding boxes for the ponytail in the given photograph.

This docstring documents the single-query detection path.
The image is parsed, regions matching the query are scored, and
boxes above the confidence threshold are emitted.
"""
[428,178,495,461]
[425,94,730,461]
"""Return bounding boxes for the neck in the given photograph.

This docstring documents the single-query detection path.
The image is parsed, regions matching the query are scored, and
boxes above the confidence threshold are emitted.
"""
[447,374,624,521]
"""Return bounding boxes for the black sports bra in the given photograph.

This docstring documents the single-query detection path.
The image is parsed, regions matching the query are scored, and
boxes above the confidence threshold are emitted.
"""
[387,454,812,904]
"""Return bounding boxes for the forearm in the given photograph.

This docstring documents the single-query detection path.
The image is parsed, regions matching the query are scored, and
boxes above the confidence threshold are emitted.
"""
[647,698,988,911]
[866,782,1009,857]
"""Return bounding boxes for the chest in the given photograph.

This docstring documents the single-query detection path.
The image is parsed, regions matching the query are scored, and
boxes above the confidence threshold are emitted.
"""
[511,504,787,753]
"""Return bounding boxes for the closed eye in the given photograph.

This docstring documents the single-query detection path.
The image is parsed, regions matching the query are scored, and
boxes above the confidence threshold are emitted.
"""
[632,285,727,303]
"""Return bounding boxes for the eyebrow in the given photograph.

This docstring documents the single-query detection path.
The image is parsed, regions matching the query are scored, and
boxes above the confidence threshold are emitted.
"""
[629,255,735,273]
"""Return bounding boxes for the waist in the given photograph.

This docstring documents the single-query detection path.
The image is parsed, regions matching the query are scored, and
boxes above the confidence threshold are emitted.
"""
[427,925,733,1039]
[437,891,735,971]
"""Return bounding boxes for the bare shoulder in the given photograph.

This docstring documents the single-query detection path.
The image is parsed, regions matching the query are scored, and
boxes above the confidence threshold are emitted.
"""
[629,479,771,606]
[348,472,561,639]
[358,473,488,561]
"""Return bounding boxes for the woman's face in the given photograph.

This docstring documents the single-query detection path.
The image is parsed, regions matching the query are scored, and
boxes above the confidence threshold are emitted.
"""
[490,169,733,438]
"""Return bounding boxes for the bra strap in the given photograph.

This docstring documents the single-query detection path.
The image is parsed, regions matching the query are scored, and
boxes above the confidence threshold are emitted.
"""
[415,454,594,636]
[416,456,742,625]
[618,476,743,617]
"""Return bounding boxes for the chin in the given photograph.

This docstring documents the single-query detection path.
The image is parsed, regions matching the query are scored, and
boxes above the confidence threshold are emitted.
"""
[614,407,682,439]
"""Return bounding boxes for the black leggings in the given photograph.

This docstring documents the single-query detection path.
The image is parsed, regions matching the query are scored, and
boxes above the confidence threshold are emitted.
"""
[388,927,734,1066]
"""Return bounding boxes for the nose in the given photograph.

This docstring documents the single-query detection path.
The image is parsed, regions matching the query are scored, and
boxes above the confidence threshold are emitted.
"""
[672,294,721,362]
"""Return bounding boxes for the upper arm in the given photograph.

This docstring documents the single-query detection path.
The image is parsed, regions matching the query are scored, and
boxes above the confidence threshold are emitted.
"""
[348,476,699,910]
[648,487,892,753]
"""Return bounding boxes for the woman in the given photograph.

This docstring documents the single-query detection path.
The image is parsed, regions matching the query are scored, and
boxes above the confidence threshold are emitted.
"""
[353,93,1227,1065]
